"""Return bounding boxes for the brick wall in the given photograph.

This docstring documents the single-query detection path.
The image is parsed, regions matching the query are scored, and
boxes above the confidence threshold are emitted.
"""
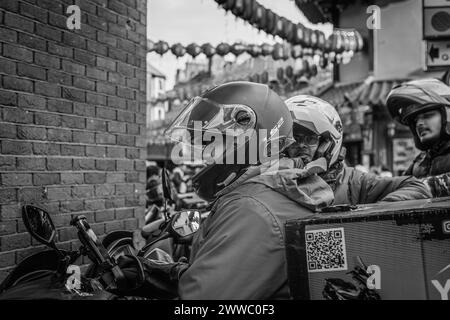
[0,0,147,282]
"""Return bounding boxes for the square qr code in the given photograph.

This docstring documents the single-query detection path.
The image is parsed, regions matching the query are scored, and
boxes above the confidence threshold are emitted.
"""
[305,227,348,273]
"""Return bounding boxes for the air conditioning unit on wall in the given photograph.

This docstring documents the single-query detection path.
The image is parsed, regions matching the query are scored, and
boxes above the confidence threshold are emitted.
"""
[423,0,450,39]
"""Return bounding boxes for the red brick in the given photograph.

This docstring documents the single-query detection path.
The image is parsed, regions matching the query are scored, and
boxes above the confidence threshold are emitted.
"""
[32,142,60,155]
[106,173,125,183]
[47,70,72,86]
[34,112,61,127]
[47,128,72,142]
[117,87,134,100]
[45,186,71,200]
[107,147,126,159]
[62,60,85,76]
[96,56,116,71]
[34,52,61,69]
[86,92,107,106]
[18,32,46,51]
[35,82,61,98]
[18,93,46,110]
[60,173,84,185]
[0,90,17,106]
[0,156,16,171]
[86,40,107,56]
[17,126,47,140]
[60,200,84,213]
[0,232,31,251]
[118,135,135,147]
[1,140,32,155]
[116,184,134,196]
[116,159,134,171]
[95,133,116,145]
[96,159,115,171]
[17,157,46,171]
[36,0,63,14]
[117,110,134,123]
[95,184,115,197]
[73,159,95,170]
[115,208,134,220]
[86,146,106,158]
[105,198,125,209]
[86,66,107,81]
[0,188,17,204]
[117,62,135,77]
[98,7,117,23]
[86,119,107,131]
[0,251,15,268]
[62,32,86,49]
[108,49,128,65]
[72,131,95,144]
[105,220,123,233]
[58,227,78,242]
[0,220,17,236]
[17,63,46,80]
[95,209,115,222]
[62,87,86,102]
[97,82,116,95]
[17,187,45,202]
[85,172,106,184]
[74,103,96,118]
[48,11,66,29]
[35,23,61,42]
[73,76,95,91]
[107,121,126,133]
[97,30,117,47]
[72,186,94,199]
[3,76,33,93]
[0,0,19,12]
[47,99,73,114]
[96,106,116,120]
[33,173,60,185]
[61,115,85,129]
[61,144,85,157]
[46,158,72,170]
[2,173,32,186]
[0,123,17,139]
[48,42,73,58]
[0,57,16,75]
[85,199,105,211]
[4,12,34,33]
[125,197,139,207]
[125,172,139,183]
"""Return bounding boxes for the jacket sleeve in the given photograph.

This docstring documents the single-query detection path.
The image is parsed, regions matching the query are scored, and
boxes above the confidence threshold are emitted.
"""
[352,169,431,204]
[178,196,288,300]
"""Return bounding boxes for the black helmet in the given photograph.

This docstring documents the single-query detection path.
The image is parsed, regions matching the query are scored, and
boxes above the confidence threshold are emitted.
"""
[165,81,295,201]
[386,78,450,150]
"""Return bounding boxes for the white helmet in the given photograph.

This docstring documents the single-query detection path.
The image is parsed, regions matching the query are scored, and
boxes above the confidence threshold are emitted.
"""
[285,95,343,166]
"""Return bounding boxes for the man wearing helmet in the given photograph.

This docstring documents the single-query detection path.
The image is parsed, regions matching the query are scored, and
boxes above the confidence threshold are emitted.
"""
[116,82,335,299]
[283,95,430,205]
[387,78,450,197]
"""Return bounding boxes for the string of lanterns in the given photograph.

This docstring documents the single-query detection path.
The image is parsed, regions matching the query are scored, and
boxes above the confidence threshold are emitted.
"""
[213,0,364,54]
[148,39,353,67]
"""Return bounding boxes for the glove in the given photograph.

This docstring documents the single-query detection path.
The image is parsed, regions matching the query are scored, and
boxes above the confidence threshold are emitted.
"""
[112,255,189,299]
[425,174,450,197]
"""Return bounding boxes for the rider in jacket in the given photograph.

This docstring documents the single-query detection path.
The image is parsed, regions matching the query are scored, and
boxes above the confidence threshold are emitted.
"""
[118,82,335,299]
[386,78,450,197]
[281,95,431,204]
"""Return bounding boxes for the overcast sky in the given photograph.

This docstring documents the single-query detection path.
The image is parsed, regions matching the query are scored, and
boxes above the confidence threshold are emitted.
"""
[147,0,332,89]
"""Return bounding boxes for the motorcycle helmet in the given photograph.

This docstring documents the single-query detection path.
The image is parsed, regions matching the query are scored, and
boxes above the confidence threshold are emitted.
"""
[386,78,450,150]
[165,81,295,201]
[284,95,343,166]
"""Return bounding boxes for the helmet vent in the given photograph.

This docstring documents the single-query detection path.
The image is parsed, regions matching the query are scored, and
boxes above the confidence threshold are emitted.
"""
[235,111,251,125]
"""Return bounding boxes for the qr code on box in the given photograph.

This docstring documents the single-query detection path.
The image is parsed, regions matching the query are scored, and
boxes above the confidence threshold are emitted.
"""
[305,227,348,273]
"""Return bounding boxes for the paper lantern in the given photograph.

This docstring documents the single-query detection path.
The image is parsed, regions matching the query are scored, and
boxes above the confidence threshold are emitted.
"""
[261,71,269,84]
[291,45,303,59]
[319,55,328,69]
[310,63,318,77]
[223,0,236,11]
[216,42,231,56]
[264,9,276,34]
[154,40,169,55]
[310,29,318,49]
[302,27,312,48]
[171,43,186,58]
[276,67,284,81]
[275,16,287,39]
[242,0,254,20]
[317,30,326,51]
[261,43,274,56]
[272,43,284,60]
[294,24,305,45]
[250,3,264,27]
[186,43,202,58]
[231,0,245,16]
[285,21,295,43]
[231,43,247,56]
[201,43,216,58]
[285,65,294,79]
[247,44,262,57]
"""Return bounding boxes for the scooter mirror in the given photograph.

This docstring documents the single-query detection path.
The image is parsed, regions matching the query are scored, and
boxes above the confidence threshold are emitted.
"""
[170,210,201,240]
[22,205,57,247]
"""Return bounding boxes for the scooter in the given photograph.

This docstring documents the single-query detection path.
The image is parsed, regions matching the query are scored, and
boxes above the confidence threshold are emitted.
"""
[0,204,200,300]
